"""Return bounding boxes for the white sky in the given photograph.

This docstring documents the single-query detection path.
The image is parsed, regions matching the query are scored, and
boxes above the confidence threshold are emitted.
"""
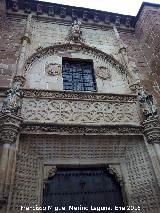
[40,0,160,16]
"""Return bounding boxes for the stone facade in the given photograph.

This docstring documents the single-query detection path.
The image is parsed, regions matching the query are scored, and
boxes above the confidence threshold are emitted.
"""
[0,0,160,213]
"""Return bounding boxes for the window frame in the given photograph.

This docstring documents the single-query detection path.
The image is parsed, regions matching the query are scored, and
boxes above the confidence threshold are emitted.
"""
[62,57,97,92]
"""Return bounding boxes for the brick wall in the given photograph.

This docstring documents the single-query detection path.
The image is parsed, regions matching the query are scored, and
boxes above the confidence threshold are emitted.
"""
[119,5,160,113]
[135,5,160,111]
[0,14,26,87]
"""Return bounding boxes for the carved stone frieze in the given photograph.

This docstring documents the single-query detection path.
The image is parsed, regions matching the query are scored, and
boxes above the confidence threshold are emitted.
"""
[22,124,142,135]
[45,63,62,76]
[95,66,112,80]
[22,99,140,125]
[22,89,137,102]
[0,87,138,102]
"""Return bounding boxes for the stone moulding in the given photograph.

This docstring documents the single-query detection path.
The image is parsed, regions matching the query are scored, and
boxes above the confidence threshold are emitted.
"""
[6,0,135,28]
[23,43,128,77]
[21,123,142,135]
[0,87,137,102]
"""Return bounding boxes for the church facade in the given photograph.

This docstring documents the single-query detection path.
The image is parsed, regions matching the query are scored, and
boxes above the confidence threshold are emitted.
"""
[0,0,160,212]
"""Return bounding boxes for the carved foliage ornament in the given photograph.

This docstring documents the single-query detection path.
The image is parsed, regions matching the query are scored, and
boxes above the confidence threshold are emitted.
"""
[95,66,111,80]
[22,99,139,124]
[45,63,61,76]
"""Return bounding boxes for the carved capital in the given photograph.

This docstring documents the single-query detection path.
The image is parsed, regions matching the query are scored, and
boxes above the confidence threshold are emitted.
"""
[0,113,22,144]
[143,116,160,144]
[107,164,123,186]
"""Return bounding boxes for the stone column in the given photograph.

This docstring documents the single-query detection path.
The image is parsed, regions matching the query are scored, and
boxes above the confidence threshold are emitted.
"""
[13,13,33,87]
[138,89,160,187]
[143,116,160,187]
[0,113,22,208]
[113,26,140,92]
[0,77,23,209]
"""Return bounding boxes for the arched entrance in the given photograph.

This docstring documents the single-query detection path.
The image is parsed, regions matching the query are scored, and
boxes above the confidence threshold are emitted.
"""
[43,167,124,212]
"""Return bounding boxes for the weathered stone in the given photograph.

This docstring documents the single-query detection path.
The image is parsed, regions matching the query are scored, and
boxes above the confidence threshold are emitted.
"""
[0,1,160,212]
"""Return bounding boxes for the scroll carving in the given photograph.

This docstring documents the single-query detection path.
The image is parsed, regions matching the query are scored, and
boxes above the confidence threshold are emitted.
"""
[22,99,140,125]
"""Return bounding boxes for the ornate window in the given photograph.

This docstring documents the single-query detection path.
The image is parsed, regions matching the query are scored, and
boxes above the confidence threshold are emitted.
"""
[62,58,97,91]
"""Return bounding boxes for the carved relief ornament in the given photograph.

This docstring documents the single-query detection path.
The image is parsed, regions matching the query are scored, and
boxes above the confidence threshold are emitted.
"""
[45,63,61,76]
[143,116,160,144]
[95,66,112,80]
[69,19,82,42]
[22,124,142,135]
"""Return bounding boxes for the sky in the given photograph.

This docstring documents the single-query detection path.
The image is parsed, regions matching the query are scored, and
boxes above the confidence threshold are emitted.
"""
[40,0,160,16]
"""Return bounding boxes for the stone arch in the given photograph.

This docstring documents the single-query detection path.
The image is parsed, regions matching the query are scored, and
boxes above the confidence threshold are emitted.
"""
[23,42,128,78]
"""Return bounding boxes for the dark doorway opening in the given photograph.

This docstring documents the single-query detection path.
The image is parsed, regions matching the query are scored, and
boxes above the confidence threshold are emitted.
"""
[43,167,124,212]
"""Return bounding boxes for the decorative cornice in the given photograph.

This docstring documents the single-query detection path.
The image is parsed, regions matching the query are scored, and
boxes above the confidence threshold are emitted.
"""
[0,87,137,102]
[6,0,135,28]
[22,123,142,135]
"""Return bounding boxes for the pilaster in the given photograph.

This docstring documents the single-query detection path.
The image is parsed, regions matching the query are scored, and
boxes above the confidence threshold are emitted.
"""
[0,113,22,209]
[139,90,160,188]
[14,13,33,87]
